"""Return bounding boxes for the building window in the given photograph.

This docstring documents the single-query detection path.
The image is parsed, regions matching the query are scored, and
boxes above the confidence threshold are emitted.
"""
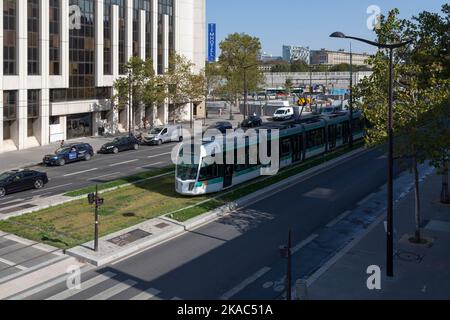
[3,0,17,75]
[49,0,60,75]
[50,116,60,125]
[27,0,40,75]
[132,1,151,58]
[103,1,124,75]
[157,0,174,74]
[27,90,40,119]
[50,87,112,103]
[3,91,17,121]
[118,0,126,74]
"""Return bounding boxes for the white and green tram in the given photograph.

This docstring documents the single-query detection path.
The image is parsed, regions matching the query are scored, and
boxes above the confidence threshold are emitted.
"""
[175,111,364,196]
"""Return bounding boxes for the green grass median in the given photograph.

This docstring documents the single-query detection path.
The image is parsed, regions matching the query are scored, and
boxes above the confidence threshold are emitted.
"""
[0,142,364,250]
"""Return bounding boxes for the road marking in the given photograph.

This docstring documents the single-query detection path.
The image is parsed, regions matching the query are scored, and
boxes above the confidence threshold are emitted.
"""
[147,152,172,159]
[88,279,137,300]
[0,257,27,271]
[220,267,271,300]
[108,159,139,167]
[32,183,73,193]
[326,210,352,228]
[357,192,376,206]
[291,234,319,254]
[89,172,120,181]
[46,271,116,300]
[129,288,161,300]
[63,168,98,177]
[0,198,24,205]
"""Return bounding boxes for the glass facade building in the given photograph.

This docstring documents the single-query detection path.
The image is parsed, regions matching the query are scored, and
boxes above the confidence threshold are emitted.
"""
[3,0,17,75]
[27,0,40,75]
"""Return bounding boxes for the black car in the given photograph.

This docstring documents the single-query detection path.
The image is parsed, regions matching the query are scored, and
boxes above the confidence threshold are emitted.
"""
[241,115,263,128]
[43,143,94,166]
[207,122,233,134]
[98,135,140,154]
[0,170,48,197]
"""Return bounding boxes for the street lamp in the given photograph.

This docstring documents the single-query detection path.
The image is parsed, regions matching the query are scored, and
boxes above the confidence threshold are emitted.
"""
[242,63,258,120]
[330,32,412,278]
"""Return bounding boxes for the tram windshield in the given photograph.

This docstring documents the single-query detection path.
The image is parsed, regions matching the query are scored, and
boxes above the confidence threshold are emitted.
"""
[176,145,201,181]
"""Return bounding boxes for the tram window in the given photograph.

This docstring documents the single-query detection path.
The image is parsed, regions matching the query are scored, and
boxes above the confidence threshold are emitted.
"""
[199,164,219,181]
[306,128,325,148]
[281,139,291,155]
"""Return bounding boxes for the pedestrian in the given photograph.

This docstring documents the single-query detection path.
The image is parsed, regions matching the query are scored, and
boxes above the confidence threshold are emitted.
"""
[60,139,65,148]
[219,107,223,117]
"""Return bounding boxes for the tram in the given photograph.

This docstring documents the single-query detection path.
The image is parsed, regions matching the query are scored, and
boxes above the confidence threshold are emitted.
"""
[175,111,364,196]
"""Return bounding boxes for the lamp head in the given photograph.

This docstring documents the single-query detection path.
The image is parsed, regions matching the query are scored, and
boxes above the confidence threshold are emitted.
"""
[330,32,346,39]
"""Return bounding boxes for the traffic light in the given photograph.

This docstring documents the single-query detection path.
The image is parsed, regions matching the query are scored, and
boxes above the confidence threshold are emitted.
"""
[88,193,95,205]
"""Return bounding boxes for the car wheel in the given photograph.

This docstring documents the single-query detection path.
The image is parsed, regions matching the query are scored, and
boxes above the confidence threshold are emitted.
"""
[133,144,139,150]
[0,187,6,198]
[85,153,92,161]
[34,179,44,190]
[113,147,119,154]
[59,158,66,166]
[157,139,163,146]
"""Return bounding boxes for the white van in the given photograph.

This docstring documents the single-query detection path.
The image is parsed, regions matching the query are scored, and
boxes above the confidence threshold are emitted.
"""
[141,124,183,145]
[273,107,294,121]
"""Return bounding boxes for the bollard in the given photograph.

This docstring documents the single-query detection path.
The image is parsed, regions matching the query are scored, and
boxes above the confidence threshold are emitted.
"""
[295,279,309,300]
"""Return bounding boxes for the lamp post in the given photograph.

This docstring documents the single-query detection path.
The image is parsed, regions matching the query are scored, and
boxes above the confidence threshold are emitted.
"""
[242,63,258,121]
[349,42,354,147]
[128,71,132,136]
[330,32,412,278]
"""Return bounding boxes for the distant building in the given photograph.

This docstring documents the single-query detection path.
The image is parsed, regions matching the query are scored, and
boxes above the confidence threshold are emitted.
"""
[258,52,283,62]
[310,49,371,66]
[282,45,310,63]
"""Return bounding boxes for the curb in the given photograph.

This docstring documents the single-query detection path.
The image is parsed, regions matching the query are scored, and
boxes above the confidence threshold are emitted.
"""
[66,146,370,267]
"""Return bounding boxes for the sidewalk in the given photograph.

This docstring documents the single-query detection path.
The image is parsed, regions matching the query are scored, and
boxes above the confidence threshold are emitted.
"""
[307,172,450,300]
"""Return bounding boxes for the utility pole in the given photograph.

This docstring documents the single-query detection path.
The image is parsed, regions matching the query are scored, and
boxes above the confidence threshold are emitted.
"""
[349,42,354,147]
[88,185,104,252]
[128,71,132,136]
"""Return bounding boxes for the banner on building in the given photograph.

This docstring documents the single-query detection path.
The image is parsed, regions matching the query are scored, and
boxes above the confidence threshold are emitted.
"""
[208,23,216,62]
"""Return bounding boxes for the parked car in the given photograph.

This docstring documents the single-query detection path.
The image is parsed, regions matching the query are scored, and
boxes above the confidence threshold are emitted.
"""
[273,107,294,121]
[140,124,183,145]
[241,115,263,128]
[206,122,233,134]
[0,170,48,197]
[320,106,342,115]
[98,135,140,154]
[43,143,94,166]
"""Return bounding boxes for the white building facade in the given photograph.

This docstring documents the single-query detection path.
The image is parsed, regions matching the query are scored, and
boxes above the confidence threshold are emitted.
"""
[0,0,205,153]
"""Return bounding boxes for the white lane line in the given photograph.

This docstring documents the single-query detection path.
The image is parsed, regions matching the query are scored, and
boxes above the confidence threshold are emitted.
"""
[88,279,137,300]
[220,267,271,300]
[326,210,352,228]
[0,198,24,205]
[89,172,120,181]
[357,192,376,206]
[147,152,172,159]
[0,257,27,271]
[130,288,161,300]
[63,168,98,177]
[46,271,116,300]
[108,159,139,167]
[291,234,319,254]
[32,183,73,193]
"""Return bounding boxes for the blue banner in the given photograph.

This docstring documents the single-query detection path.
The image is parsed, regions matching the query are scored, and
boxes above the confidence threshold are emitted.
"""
[208,23,216,62]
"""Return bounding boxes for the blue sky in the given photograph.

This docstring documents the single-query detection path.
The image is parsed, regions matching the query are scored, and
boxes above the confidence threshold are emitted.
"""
[206,0,447,55]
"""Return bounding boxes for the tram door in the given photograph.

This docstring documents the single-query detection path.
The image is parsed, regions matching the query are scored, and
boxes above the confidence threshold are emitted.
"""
[328,125,337,150]
[223,164,234,189]
[292,135,302,163]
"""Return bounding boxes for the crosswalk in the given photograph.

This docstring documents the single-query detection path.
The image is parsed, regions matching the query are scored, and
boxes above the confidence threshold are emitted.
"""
[44,271,171,301]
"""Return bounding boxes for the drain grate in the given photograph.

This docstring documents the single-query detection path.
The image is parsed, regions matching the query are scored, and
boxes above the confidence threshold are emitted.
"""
[108,229,152,247]
[155,223,170,229]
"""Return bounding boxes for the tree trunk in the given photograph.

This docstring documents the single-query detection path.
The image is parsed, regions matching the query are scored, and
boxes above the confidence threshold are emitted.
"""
[413,156,422,243]
[441,162,450,204]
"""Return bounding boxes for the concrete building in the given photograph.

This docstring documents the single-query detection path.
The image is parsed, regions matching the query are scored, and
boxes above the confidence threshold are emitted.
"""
[0,0,205,153]
[310,49,371,66]
[282,45,310,64]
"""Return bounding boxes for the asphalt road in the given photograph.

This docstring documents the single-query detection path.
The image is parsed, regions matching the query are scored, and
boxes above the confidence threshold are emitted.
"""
[0,142,179,214]
[23,146,402,300]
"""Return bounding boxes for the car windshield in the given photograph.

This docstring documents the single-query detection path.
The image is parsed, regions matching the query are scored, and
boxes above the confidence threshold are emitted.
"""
[0,172,14,181]
[275,110,285,115]
[150,128,163,135]
[55,147,71,154]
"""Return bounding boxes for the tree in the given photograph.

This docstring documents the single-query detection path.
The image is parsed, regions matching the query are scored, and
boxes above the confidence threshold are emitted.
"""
[113,57,163,133]
[354,8,449,243]
[290,60,309,72]
[163,54,205,123]
[284,78,293,96]
[218,33,265,110]
[329,63,351,72]
[204,62,223,101]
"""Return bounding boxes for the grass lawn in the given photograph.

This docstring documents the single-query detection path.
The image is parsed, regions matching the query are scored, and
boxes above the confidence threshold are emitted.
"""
[0,142,364,249]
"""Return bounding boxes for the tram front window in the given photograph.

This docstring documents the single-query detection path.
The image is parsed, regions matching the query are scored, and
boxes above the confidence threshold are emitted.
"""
[177,164,199,181]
